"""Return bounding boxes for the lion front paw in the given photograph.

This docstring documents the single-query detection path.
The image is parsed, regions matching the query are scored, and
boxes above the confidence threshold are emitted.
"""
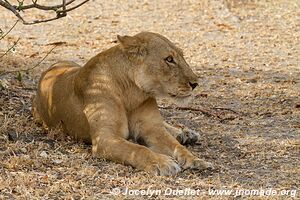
[176,149,213,171]
[176,128,200,145]
[183,158,214,171]
[145,154,181,176]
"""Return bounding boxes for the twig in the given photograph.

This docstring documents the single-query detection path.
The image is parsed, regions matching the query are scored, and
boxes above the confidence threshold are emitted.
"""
[159,105,242,120]
[24,0,90,25]
[25,15,65,25]
[159,105,218,118]
[57,0,89,13]
[0,38,20,59]
[212,107,238,114]
[14,0,75,11]
[0,1,26,23]
[0,0,90,25]
[22,45,57,72]
[0,45,57,76]
[0,20,19,40]
[62,0,66,13]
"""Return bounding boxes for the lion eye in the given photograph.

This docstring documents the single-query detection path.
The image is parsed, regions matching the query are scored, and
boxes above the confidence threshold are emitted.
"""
[165,56,175,64]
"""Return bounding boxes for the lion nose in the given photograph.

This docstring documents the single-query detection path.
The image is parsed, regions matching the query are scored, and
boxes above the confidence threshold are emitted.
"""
[189,82,198,90]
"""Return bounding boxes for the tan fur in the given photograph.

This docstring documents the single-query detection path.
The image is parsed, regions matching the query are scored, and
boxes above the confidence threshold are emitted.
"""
[33,32,213,175]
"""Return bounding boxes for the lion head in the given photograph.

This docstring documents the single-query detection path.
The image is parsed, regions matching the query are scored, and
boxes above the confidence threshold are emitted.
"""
[117,32,198,101]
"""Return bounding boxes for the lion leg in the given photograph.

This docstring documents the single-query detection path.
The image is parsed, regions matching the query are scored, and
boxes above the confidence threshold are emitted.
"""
[164,122,200,145]
[130,99,213,171]
[91,133,180,175]
[85,102,180,176]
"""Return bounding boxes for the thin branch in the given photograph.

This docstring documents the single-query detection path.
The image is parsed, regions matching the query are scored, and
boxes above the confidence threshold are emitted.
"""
[159,105,242,119]
[0,38,20,59]
[62,0,66,13]
[24,16,65,25]
[0,20,19,40]
[159,105,218,118]
[0,45,57,76]
[212,107,238,114]
[0,0,90,25]
[56,0,67,18]
[14,0,76,11]
[0,0,26,23]
[57,0,89,13]
[24,0,90,25]
[21,45,57,72]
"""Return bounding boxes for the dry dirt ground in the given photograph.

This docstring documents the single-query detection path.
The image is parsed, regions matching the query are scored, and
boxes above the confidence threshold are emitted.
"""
[0,0,299,199]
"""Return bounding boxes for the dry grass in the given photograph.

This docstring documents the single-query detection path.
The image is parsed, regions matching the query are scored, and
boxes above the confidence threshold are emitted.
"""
[0,0,299,199]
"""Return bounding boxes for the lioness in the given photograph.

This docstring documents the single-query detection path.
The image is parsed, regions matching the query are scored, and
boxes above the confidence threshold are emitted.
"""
[33,32,213,175]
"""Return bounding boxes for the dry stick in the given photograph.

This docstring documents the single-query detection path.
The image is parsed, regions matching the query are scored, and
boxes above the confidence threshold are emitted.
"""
[0,0,26,23]
[159,105,241,119]
[212,107,238,114]
[159,105,218,118]
[57,0,67,18]
[0,20,19,40]
[14,0,76,11]
[21,45,57,72]
[0,38,20,59]
[0,45,57,76]
[25,16,65,25]
[0,21,20,60]
[24,0,90,25]
[62,0,66,13]
[0,0,90,25]
[57,0,89,13]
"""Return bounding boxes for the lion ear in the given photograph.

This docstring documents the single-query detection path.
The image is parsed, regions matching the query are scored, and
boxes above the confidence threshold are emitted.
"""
[117,35,146,56]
